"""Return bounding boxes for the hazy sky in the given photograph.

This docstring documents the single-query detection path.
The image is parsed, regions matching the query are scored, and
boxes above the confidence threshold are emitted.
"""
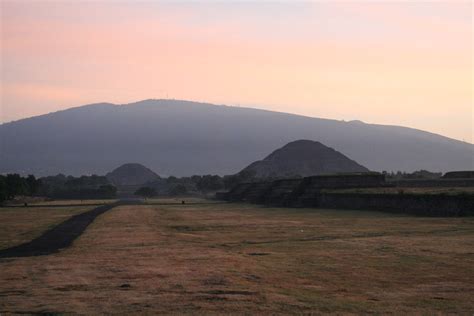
[1,1,472,142]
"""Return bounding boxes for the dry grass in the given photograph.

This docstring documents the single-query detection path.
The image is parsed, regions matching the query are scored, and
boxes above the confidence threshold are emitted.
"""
[0,202,473,314]
[0,206,96,250]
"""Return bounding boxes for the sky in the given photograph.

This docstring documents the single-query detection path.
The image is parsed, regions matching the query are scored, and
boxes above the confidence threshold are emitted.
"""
[1,1,472,142]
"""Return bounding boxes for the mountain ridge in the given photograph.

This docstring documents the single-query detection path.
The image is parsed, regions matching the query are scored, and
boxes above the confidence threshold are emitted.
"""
[1,99,472,176]
[2,99,469,145]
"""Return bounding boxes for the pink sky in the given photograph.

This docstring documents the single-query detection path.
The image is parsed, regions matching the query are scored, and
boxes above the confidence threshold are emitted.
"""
[1,1,472,142]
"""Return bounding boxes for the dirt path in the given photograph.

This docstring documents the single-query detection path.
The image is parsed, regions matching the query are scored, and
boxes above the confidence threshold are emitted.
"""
[0,203,120,258]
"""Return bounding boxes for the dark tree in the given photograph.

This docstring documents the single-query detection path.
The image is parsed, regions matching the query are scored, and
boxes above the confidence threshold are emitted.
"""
[223,170,256,189]
[5,174,28,199]
[166,176,178,184]
[135,187,157,199]
[168,184,187,196]
[0,176,7,203]
[39,174,116,199]
[190,175,202,185]
[197,175,224,192]
[26,175,42,196]
[98,185,117,198]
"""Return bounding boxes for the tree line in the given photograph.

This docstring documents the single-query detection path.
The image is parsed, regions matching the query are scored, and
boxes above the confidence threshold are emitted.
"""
[0,174,117,203]
[0,174,42,202]
[40,174,116,199]
[134,170,258,198]
[0,171,259,203]
[2,169,444,202]
[138,169,444,198]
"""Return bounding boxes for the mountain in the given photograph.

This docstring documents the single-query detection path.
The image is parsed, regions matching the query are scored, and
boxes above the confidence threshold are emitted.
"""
[106,163,160,186]
[241,140,369,178]
[0,99,472,176]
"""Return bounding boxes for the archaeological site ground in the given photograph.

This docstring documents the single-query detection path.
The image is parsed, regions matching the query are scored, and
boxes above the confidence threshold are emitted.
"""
[1,199,473,314]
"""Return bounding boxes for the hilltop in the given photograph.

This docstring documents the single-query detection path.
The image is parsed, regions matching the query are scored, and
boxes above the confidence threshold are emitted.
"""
[106,163,160,186]
[241,140,369,178]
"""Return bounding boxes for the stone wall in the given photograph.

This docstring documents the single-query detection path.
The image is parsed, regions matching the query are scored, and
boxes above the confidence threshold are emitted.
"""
[295,173,386,207]
[304,173,386,189]
[262,179,303,206]
[392,179,474,188]
[225,183,255,201]
[314,192,474,217]
[241,182,273,203]
[443,171,474,179]
[217,173,473,216]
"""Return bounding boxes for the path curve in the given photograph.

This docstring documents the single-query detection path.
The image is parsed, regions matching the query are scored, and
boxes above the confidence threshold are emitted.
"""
[0,203,121,258]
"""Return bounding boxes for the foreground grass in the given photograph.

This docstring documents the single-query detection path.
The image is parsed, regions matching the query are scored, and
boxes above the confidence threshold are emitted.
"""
[0,205,97,250]
[0,202,473,314]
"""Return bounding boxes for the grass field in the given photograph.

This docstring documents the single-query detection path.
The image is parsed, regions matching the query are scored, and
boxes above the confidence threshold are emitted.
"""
[0,201,473,314]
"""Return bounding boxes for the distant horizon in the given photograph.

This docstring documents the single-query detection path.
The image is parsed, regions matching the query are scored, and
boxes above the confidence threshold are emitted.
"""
[1,98,472,145]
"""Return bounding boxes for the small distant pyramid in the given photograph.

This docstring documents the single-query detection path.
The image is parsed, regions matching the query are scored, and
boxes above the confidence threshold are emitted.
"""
[106,163,160,186]
[241,140,369,178]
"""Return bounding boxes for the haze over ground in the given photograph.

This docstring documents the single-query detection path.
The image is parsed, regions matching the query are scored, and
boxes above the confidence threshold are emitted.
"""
[1,1,472,143]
